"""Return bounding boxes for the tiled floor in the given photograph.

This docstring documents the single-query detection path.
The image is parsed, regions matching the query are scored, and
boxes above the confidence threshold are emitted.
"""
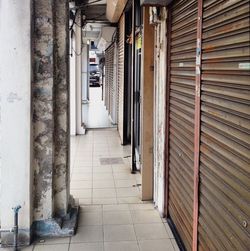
[1,129,179,251]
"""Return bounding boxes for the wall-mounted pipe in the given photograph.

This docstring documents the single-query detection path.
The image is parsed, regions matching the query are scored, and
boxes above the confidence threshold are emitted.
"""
[0,205,21,251]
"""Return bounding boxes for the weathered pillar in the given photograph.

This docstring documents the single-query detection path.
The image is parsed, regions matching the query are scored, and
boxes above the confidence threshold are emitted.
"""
[0,0,32,246]
[32,0,78,238]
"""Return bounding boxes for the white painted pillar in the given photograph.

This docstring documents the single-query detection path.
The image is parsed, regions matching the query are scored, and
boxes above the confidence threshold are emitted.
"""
[82,44,89,103]
[70,31,77,136]
[75,11,85,134]
[0,0,32,245]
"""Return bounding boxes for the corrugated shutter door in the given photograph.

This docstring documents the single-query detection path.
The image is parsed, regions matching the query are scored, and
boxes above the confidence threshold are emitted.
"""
[118,14,125,142]
[168,0,198,250]
[105,43,115,118]
[198,1,250,250]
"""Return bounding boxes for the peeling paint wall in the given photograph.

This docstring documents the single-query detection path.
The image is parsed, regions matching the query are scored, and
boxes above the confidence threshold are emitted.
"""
[153,8,167,215]
[33,0,70,221]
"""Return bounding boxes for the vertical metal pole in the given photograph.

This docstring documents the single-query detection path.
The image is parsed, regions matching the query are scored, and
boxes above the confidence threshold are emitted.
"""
[164,5,172,217]
[131,0,136,173]
[13,206,21,251]
[193,1,203,251]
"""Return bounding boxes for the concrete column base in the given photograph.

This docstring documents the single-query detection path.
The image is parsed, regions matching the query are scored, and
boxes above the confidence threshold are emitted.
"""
[32,205,79,239]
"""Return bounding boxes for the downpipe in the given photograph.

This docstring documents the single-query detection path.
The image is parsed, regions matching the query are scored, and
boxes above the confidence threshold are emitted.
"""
[0,205,21,251]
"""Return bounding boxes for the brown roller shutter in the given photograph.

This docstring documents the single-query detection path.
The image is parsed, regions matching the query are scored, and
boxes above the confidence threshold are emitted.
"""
[118,14,125,142]
[167,0,198,250]
[198,0,250,250]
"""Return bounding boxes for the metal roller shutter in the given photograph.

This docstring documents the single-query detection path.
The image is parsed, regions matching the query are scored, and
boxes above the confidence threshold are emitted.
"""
[118,14,125,142]
[198,0,250,250]
[167,0,198,250]
[105,43,115,119]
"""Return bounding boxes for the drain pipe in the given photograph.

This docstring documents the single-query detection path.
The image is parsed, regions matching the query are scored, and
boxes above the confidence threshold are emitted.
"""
[0,205,21,251]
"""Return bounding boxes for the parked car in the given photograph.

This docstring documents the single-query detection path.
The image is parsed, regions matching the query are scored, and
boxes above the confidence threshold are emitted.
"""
[89,64,100,87]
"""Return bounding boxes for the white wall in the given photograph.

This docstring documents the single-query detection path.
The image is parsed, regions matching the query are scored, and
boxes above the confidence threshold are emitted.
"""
[0,0,32,231]
[153,8,167,216]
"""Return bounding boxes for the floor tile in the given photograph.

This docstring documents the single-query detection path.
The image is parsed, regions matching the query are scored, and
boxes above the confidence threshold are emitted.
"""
[104,241,139,251]
[103,211,132,225]
[116,187,140,197]
[93,188,116,198]
[115,179,137,188]
[131,210,162,224]
[103,204,129,211]
[171,239,180,251]
[129,203,154,211]
[71,226,103,243]
[139,239,175,251]
[93,179,115,188]
[71,180,92,189]
[71,189,92,199]
[93,198,117,205]
[117,197,142,204]
[134,223,169,240]
[80,205,102,212]
[34,237,70,245]
[78,211,103,226]
[93,166,112,173]
[104,225,136,242]
[93,173,114,180]
[33,244,69,251]
[69,242,104,251]
[113,172,137,180]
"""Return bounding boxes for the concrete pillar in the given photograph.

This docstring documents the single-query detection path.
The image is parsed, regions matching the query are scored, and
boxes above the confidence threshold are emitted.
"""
[53,0,70,218]
[32,0,78,238]
[0,0,32,246]
[33,0,55,221]
[141,7,155,200]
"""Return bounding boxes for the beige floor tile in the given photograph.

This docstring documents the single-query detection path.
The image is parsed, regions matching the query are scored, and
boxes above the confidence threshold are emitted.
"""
[71,180,92,189]
[93,173,114,180]
[131,210,162,224]
[1,246,34,251]
[103,204,129,211]
[34,237,70,245]
[104,241,139,251]
[112,166,130,173]
[79,198,92,205]
[104,225,136,242]
[93,198,117,205]
[70,242,104,251]
[134,223,169,240]
[164,223,175,239]
[93,166,112,173]
[103,211,132,225]
[139,239,175,251]
[71,226,103,243]
[80,205,102,212]
[93,179,115,188]
[114,179,137,188]
[129,203,154,211]
[117,197,142,204]
[69,242,104,251]
[78,211,103,226]
[113,173,137,180]
[93,188,116,198]
[116,187,140,197]
[71,189,92,199]
[71,172,92,180]
[33,244,69,251]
